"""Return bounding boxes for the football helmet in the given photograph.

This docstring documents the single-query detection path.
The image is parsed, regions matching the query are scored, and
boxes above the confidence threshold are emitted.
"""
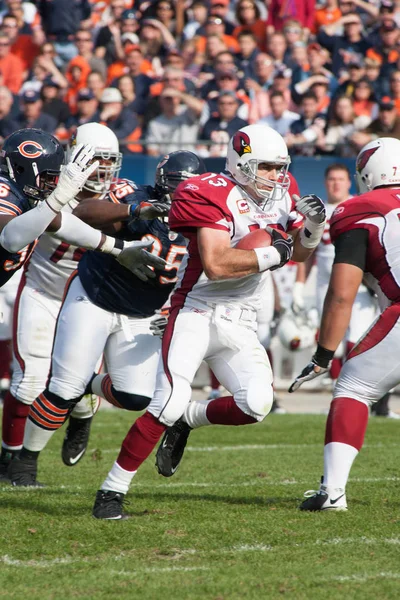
[355,137,400,193]
[226,124,290,207]
[0,128,64,206]
[278,306,318,352]
[155,151,207,198]
[69,123,122,194]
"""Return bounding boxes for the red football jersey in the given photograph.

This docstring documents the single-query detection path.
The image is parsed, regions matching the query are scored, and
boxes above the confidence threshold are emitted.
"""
[330,188,400,303]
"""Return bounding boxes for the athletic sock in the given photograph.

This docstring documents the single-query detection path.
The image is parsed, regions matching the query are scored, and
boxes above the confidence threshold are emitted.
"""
[2,392,30,449]
[116,411,166,472]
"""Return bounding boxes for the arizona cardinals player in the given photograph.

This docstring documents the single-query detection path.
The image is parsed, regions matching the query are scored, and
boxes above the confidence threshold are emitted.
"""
[290,137,400,511]
[8,151,202,487]
[91,124,327,520]
[1,123,168,481]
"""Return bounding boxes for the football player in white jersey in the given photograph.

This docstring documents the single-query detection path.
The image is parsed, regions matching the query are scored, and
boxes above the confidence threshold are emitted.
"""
[91,123,327,519]
[0,123,168,480]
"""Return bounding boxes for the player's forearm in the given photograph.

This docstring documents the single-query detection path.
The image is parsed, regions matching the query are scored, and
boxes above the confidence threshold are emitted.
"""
[0,201,61,252]
[72,199,130,228]
[50,212,125,256]
[203,247,275,280]
[318,290,353,352]
[292,236,315,262]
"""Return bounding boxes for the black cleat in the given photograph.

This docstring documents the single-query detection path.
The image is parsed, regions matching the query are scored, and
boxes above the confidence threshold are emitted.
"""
[155,418,192,477]
[8,456,43,487]
[92,490,127,520]
[62,416,92,466]
[0,448,19,482]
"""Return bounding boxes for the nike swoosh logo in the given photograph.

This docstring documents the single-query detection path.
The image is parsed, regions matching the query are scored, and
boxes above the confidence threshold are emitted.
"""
[330,494,345,505]
[68,449,86,465]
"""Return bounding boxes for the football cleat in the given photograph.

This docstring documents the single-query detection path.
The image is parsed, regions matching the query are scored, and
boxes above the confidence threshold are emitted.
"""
[0,448,19,482]
[92,490,128,520]
[62,416,93,466]
[299,478,347,511]
[155,418,192,477]
[8,456,44,487]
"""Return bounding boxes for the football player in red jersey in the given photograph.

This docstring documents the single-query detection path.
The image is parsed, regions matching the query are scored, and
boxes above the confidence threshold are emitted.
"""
[92,123,327,520]
[290,136,400,511]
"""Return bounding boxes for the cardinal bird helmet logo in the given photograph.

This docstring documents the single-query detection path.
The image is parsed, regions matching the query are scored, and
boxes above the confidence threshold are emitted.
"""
[232,131,251,157]
[356,145,379,172]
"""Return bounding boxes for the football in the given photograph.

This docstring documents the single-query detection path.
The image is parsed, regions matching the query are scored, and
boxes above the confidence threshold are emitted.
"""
[236,228,273,250]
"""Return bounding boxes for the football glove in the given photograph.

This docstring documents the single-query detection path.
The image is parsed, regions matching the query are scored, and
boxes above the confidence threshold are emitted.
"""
[47,143,99,212]
[150,312,169,338]
[293,194,326,225]
[289,344,334,393]
[268,227,294,271]
[130,196,171,221]
[117,240,167,282]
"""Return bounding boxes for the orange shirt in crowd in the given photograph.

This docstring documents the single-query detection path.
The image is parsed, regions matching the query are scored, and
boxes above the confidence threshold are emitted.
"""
[353,99,376,118]
[195,34,240,55]
[11,34,40,70]
[106,55,153,85]
[313,7,341,33]
[0,52,24,93]
[64,55,92,113]
[233,20,267,52]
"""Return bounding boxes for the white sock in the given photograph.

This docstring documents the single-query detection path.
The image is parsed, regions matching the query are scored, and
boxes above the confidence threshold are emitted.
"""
[2,441,22,451]
[23,419,57,452]
[324,441,359,490]
[70,394,100,419]
[102,461,136,495]
[91,374,106,398]
[184,399,212,428]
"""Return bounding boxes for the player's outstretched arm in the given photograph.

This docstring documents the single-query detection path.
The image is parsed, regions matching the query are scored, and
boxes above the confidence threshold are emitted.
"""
[289,262,363,392]
[0,144,99,253]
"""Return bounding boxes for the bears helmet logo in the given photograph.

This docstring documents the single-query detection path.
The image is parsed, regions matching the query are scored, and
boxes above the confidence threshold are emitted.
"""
[17,141,44,159]
[356,145,379,172]
[232,131,251,157]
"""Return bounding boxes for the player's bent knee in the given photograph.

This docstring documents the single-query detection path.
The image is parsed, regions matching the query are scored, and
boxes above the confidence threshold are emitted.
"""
[235,381,274,422]
[43,388,77,411]
[156,394,189,427]
[334,373,384,406]
[113,390,151,411]
[49,377,86,401]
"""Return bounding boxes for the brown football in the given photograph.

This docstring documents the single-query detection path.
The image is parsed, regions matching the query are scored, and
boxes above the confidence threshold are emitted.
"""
[236,228,274,250]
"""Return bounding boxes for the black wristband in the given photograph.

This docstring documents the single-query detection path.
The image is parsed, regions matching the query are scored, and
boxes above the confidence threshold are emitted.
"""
[114,238,124,251]
[313,344,335,368]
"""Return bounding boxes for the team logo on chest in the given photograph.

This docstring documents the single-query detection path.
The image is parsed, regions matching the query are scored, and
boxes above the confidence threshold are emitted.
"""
[17,141,44,159]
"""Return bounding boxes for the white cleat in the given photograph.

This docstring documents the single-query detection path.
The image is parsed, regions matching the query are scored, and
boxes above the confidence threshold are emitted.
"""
[300,479,347,511]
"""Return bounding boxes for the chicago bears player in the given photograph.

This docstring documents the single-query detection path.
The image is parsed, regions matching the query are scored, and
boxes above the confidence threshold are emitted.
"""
[90,124,327,519]
[290,137,400,511]
[8,151,204,487]
[0,123,155,479]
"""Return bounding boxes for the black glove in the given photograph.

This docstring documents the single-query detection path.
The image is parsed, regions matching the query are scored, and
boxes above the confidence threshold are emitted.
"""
[268,227,294,271]
[288,344,334,393]
[293,194,326,224]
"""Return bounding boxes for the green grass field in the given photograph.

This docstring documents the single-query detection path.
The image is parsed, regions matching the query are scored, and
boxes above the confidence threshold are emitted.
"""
[0,408,399,600]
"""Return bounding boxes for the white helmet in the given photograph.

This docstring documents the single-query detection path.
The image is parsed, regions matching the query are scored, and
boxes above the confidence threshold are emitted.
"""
[69,123,122,194]
[277,306,318,352]
[225,124,290,207]
[355,137,400,194]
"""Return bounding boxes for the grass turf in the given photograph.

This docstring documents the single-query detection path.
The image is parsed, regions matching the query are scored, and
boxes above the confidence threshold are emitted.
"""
[0,409,399,600]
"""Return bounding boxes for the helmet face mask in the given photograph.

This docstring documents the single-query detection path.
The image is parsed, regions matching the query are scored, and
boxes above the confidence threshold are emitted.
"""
[226,124,291,210]
[0,128,65,207]
[84,152,122,194]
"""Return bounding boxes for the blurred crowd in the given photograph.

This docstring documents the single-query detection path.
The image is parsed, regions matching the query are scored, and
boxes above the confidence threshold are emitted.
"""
[1,0,400,157]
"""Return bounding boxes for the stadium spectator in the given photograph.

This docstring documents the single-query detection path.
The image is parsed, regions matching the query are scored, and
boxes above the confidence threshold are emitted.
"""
[139,18,177,71]
[182,0,208,41]
[198,90,248,157]
[1,12,42,71]
[368,20,399,69]
[352,79,378,118]
[248,61,293,122]
[266,32,288,71]
[322,95,371,155]
[68,87,100,130]
[145,0,177,37]
[16,89,57,132]
[285,92,327,155]
[87,70,106,102]
[145,87,199,156]
[364,55,385,98]
[266,0,315,35]
[236,30,259,79]
[350,96,400,149]
[201,68,250,124]
[99,87,142,153]
[117,45,154,101]
[233,0,267,50]
[73,29,107,80]
[38,0,91,67]
[116,74,146,120]
[388,70,400,114]
[94,0,127,66]
[257,90,299,136]
[196,15,240,56]
[64,54,92,114]
[40,77,71,127]
[292,43,338,100]
[334,57,366,97]
[0,85,19,142]
[317,12,372,76]
[0,0,40,26]
[209,0,235,36]
[0,31,24,93]
[313,0,341,33]
[282,20,306,68]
